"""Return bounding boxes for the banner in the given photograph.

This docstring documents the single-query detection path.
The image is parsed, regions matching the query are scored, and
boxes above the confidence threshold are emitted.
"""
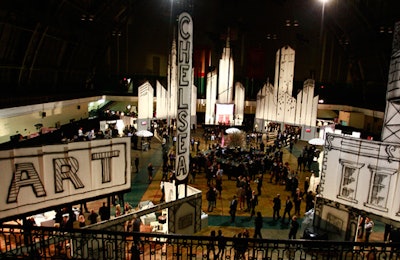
[0,138,131,220]
[175,12,193,182]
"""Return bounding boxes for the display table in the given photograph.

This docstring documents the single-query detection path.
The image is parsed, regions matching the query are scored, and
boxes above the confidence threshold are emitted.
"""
[142,142,149,151]
[150,221,167,234]
[149,221,168,242]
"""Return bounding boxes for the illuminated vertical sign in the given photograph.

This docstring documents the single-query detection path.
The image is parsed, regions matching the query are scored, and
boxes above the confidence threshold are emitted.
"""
[176,12,193,182]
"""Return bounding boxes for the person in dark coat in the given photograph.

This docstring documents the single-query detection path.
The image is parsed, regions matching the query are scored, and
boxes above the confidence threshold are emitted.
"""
[288,215,299,239]
[281,196,293,224]
[253,212,263,239]
[305,191,315,212]
[147,163,154,183]
[229,195,238,223]
[249,190,258,218]
[99,202,110,221]
[206,185,217,212]
[88,209,98,225]
[256,174,263,195]
[272,194,281,221]
[216,229,226,259]
[134,155,139,172]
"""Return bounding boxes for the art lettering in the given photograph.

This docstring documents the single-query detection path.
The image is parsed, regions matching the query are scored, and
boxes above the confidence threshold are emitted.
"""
[175,12,192,182]
[7,151,120,204]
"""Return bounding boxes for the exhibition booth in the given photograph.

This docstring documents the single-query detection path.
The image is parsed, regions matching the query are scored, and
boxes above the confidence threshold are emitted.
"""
[133,181,206,236]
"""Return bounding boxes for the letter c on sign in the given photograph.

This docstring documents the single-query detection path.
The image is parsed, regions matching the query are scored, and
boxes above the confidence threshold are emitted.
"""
[179,15,190,40]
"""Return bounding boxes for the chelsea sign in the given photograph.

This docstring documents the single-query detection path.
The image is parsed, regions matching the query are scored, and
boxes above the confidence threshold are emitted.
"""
[176,12,193,182]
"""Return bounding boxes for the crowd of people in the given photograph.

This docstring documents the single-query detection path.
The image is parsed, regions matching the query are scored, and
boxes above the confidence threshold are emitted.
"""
[166,123,318,242]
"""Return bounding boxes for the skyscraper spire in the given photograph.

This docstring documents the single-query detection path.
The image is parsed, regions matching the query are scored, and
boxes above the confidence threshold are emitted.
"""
[381,21,400,143]
[226,27,230,49]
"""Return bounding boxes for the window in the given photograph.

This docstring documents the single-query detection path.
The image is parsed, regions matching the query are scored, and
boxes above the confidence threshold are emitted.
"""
[365,166,397,212]
[337,159,364,203]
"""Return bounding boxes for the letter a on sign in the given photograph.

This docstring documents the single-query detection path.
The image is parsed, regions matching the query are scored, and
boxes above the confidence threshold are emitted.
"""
[175,12,192,182]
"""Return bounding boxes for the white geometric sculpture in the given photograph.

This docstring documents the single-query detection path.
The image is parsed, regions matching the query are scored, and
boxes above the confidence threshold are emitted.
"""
[382,21,400,143]
[234,82,245,126]
[138,81,154,131]
[156,80,168,119]
[205,70,217,125]
[218,29,234,104]
[254,45,318,138]
[167,38,178,120]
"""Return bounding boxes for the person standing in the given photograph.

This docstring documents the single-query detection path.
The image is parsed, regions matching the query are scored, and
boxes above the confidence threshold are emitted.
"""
[304,177,310,193]
[147,163,154,183]
[134,155,139,172]
[61,213,73,229]
[297,155,303,171]
[215,174,223,199]
[160,181,165,203]
[256,174,263,195]
[162,164,169,181]
[293,188,303,216]
[389,227,400,258]
[305,191,314,212]
[249,190,258,218]
[99,202,110,221]
[78,213,86,228]
[88,209,98,225]
[281,196,293,224]
[253,212,263,239]
[272,194,281,221]
[358,215,366,238]
[288,216,299,239]
[115,204,122,217]
[132,214,141,232]
[216,229,226,259]
[384,224,393,242]
[364,217,374,242]
[229,195,238,223]
[207,230,216,258]
[196,139,201,151]
[206,186,217,212]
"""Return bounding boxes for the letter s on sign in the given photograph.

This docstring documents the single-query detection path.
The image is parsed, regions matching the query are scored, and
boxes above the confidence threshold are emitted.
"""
[177,110,188,132]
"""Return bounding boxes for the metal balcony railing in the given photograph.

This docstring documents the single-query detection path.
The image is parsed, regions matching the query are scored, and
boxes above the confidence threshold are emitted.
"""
[1,224,399,259]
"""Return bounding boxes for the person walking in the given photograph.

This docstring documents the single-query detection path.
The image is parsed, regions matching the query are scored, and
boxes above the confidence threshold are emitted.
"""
[229,195,238,223]
[281,196,293,224]
[253,212,263,239]
[288,215,299,239]
[272,194,281,221]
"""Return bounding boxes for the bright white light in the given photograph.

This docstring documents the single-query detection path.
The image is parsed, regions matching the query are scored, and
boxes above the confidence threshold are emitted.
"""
[319,99,324,103]
[319,0,329,3]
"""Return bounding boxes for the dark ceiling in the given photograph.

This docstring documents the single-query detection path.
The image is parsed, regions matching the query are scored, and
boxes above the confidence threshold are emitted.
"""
[0,0,399,110]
